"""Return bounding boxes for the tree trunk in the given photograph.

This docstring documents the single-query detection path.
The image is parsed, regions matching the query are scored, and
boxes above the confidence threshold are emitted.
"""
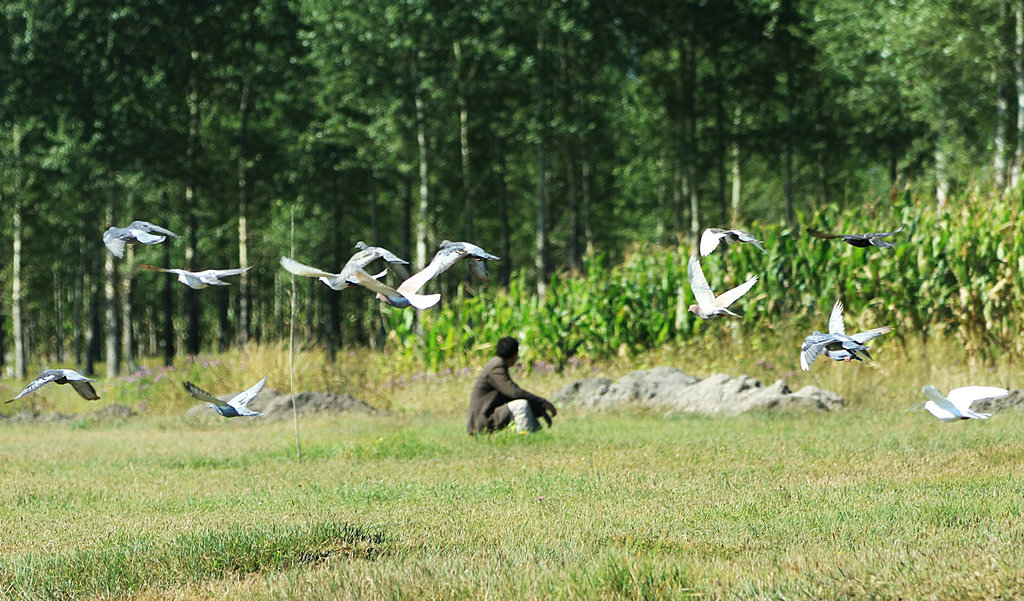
[413,57,430,272]
[581,155,595,257]
[535,19,549,298]
[238,84,251,349]
[566,144,580,271]
[781,0,796,230]
[496,136,512,287]
[936,121,950,208]
[453,41,474,243]
[12,200,26,378]
[121,243,134,373]
[162,236,176,366]
[1014,0,1024,188]
[730,107,742,226]
[104,197,119,378]
[185,52,202,356]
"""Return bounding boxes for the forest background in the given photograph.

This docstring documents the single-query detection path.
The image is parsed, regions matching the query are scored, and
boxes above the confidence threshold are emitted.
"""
[2,0,1023,384]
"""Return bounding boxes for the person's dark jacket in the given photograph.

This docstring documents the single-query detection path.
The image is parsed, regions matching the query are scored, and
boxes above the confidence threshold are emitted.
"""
[467,357,548,434]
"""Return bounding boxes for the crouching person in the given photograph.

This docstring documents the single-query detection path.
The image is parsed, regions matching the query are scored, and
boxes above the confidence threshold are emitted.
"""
[467,336,557,435]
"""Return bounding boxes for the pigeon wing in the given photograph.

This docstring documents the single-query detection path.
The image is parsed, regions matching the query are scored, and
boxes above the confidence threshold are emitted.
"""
[7,371,62,402]
[687,256,717,312]
[69,379,100,400]
[800,334,831,371]
[130,221,179,238]
[355,269,441,310]
[734,230,768,254]
[714,274,758,309]
[131,230,167,245]
[806,228,842,240]
[849,325,892,345]
[828,301,846,336]
[922,385,962,417]
[103,229,128,258]
[280,257,336,279]
[228,375,268,409]
[946,386,1008,412]
[183,382,229,407]
[699,229,727,257]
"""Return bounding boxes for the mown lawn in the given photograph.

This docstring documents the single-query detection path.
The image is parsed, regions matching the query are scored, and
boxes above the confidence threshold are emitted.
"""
[3,387,1024,600]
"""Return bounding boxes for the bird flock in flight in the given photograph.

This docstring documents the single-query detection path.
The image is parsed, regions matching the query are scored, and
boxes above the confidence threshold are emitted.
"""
[3,219,1009,421]
[7,220,501,417]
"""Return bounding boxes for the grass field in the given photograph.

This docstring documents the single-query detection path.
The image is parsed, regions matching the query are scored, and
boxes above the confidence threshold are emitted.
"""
[2,339,1024,600]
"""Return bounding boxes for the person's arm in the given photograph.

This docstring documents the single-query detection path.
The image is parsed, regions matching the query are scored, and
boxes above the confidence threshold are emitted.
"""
[487,365,557,425]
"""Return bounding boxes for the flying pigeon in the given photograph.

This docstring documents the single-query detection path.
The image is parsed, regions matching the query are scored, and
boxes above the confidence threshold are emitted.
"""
[800,300,892,370]
[139,264,252,289]
[183,375,268,418]
[397,240,501,296]
[7,369,100,403]
[922,385,1008,421]
[353,269,441,310]
[280,243,410,291]
[686,255,758,320]
[806,225,903,248]
[699,228,768,257]
[102,221,180,258]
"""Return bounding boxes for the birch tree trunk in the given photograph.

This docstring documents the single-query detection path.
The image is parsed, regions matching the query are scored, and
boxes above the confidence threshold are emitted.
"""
[496,136,512,287]
[413,54,430,273]
[12,200,26,378]
[535,20,549,298]
[453,41,474,243]
[11,122,26,378]
[121,244,134,373]
[104,197,119,378]
[1014,0,1024,188]
[238,84,251,349]
[730,107,742,226]
[184,50,202,356]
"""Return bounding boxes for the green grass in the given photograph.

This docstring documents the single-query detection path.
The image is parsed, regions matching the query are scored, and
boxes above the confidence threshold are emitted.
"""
[2,336,1024,601]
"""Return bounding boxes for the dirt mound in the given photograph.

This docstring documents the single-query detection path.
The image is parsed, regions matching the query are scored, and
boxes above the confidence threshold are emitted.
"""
[553,367,843,416]
[2,403,136,424]
[185,388,380,420]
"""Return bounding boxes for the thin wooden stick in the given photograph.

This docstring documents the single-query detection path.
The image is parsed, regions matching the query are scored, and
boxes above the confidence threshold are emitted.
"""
[289,203,301,460]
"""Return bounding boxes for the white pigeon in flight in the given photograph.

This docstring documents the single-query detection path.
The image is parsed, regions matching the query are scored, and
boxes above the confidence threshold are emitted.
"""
[280,242,409,290]
[184,375,268,418]
[7,369,100,403]
[139,264,252,289]
[397,240,501,295]
[353,269,441,310]
[699,228,768,257]
[686,255,758,320]
[103,221,180,258]
[922,385,1008,421]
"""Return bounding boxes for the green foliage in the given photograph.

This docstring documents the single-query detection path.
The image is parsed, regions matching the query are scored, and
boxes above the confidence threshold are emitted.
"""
[382,194,1024,367]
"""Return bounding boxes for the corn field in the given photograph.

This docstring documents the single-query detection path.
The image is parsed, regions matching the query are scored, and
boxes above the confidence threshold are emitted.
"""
[379,191,1024,370]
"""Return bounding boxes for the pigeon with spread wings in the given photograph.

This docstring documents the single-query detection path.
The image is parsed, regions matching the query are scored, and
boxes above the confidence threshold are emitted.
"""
[686,255,758,320]
[183,375,268,417]
[806,225,903,248]
[699,228,768,257]
[396,240,501,296]
[7,369,100,403]
[139,264,252,289]
[103,221,180,258]
[800,300,891,370]
[922,385,1008,421]
[280,242,410,291]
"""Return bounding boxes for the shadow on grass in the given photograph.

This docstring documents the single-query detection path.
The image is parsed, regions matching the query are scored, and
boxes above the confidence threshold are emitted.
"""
[0,520,388,600]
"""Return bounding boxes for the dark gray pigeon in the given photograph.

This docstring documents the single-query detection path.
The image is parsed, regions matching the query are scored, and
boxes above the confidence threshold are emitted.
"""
[800,300,891,370]
[806,225,903,248]
[7,369,100,403]
[103,221,179,258]
[183,375,267,417]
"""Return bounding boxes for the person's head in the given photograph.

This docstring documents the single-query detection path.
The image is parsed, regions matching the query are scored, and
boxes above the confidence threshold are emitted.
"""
[496,336,519,366]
